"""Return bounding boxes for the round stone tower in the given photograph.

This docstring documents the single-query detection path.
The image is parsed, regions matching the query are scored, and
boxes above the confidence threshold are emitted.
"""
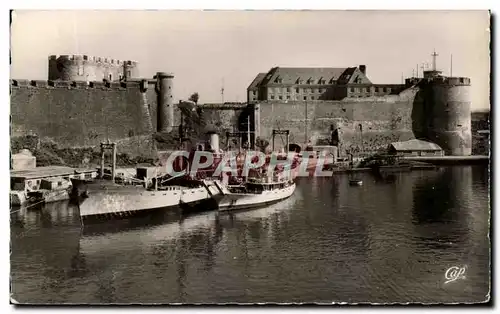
[48,55,138,81]
[123,61,140,80]
[155,72,175,133]
[426,72,472,156]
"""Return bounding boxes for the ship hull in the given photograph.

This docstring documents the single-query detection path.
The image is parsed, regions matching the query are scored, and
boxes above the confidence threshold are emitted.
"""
[76,179,224,223]
[218,183,296,212]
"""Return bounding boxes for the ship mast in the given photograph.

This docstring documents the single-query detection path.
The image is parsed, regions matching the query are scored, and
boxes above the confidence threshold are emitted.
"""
[450,54,453,77]
[221,78,225,104]
[247,115,251,150]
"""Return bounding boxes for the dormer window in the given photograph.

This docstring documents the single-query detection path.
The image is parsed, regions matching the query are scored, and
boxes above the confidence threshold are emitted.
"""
[319,78,326,85]
[307,78,313,84]
[275,76,283,84]
[329,78,336,84]
[296,78,304,84]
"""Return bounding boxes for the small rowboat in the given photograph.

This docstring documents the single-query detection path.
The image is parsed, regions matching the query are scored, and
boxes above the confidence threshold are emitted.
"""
[349,179,363,186]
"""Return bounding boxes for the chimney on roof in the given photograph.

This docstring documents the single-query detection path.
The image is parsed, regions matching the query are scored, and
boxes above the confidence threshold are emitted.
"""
[359,65,366,75]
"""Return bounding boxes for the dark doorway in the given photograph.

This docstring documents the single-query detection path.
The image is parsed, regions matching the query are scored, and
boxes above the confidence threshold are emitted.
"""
[289,143,301,153]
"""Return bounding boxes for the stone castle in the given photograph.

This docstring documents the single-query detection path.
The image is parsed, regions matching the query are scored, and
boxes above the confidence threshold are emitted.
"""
[10,53,472,157]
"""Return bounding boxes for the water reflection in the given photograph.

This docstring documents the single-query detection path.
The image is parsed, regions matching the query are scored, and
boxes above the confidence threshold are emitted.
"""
[10,166,490,303]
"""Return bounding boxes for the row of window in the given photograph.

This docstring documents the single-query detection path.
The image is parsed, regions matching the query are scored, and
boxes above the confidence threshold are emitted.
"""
[76,66,131,79]
[268,95,322,101]
[251,86,394,98]
[350,87,391,93]
[275,78,331,85]
[268,87,327,94]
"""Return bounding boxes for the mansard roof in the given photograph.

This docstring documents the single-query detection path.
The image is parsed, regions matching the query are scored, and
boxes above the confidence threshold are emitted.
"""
[247,66,371,90]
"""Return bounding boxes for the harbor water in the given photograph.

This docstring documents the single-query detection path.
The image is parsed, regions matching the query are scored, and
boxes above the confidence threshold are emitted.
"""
[10,166,490,304]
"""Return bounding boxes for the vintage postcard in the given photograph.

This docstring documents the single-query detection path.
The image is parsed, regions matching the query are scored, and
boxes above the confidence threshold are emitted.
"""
[9,9,491,305]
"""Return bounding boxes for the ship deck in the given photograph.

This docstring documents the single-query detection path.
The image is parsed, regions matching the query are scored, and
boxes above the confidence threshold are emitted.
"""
[11,166,97,180]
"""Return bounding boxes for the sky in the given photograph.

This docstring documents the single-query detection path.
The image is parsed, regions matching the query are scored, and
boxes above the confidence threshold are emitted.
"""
[10,10,491,110]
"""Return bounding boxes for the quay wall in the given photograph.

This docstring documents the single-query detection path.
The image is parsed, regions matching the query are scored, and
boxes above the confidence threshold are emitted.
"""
[10,79,159,148]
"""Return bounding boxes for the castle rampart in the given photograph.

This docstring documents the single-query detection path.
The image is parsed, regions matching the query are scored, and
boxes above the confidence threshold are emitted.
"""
[10,78,156,147]
[11,53,474,157]
[256,93,417,154]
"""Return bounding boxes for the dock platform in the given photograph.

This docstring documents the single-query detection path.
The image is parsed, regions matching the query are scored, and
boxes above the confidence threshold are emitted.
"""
[402,155,489,165]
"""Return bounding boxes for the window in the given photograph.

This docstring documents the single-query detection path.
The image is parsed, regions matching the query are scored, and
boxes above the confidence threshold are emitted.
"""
[287,96,291,100]
[350,87,355,93]
[127,70,131,77]
[319,89,323,93]
[252,90,256,95]
[383,87,387,92]
[355,88,360,93]
[109,74,112,81]
[311,96,315,100]
[296,88,300,93]
[78,66,84,76]
[303,96,307,100]
[279,96,283,100]
[270,95,275,100]
[286,87,291,93]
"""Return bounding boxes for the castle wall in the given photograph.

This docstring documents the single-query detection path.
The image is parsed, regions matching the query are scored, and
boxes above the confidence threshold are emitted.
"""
[199,104,245,134]
[10,80,157,148]
[257,88,418,155]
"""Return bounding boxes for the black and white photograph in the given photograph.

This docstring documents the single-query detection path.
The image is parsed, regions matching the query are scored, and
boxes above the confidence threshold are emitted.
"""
[8,8,491,306]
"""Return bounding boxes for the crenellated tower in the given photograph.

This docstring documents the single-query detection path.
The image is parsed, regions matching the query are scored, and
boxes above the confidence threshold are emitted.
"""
[425,72,472,156]
[48,55,139,81]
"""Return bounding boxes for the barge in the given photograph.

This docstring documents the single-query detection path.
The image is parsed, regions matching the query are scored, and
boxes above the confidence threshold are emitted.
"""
[10,166,97,206]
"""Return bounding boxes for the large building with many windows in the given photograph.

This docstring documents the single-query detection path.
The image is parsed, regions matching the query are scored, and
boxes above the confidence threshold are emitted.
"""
[247,65,405,102]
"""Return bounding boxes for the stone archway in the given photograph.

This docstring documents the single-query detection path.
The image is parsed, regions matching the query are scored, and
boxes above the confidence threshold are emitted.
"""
[289,143,301,153]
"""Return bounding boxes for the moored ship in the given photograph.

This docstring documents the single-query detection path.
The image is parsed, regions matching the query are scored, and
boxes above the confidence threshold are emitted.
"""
[10,166,97,206]
[215,166,296,212]
[73,175,223,223]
